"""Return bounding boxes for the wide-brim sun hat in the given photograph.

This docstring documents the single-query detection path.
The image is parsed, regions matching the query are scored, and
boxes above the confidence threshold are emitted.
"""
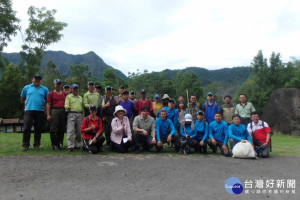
[113,105,127,116]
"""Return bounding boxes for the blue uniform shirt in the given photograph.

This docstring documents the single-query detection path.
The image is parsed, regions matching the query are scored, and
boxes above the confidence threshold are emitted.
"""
[155,118,175,142]
[157,107,179,128]
[202,101,220,123]
[180,124,197,141]
[195,120,209,141]
[20,83,49,111]
[120,100,134,117]
[228,123,252,143]
[208,120,229,146]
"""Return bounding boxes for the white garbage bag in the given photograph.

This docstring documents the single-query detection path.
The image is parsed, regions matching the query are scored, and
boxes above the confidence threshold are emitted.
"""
[232,141,256,158]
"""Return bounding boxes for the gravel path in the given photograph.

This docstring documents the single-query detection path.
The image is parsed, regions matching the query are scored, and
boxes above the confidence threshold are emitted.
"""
[0,154,299,200]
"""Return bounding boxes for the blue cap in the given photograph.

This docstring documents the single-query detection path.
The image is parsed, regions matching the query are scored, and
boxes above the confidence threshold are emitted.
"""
[63,85,70,89]
[71,84,79,89]
[87,81,95,85]
[54,79,62,84]
[140,89,146,93]
[105,86,112,90]
[89,105,98,110]
[154,94,160,98]
[207,92,213,96]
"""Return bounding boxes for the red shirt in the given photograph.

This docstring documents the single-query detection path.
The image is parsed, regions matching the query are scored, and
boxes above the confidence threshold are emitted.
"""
[47,91,66,108]
[134,99,153,115]
[80,115,102,140]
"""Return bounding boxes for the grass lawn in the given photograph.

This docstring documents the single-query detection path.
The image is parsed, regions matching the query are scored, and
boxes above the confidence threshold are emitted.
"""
[0,132,299,156]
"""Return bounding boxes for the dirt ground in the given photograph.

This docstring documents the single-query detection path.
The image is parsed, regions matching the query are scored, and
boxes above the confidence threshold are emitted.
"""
[0,154,299,200]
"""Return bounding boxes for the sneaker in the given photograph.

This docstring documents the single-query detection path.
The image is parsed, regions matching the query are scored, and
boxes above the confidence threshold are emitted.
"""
[67,148,74,152]
[53,145,60,151]
[33,145,40,150]
[22,146,29,151]
[74,147,81,150]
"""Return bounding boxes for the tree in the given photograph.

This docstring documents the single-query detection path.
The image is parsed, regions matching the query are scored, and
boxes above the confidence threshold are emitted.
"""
[42,60,65,90]
[0,64,25,118]
[0,0,20,52]
[172,71,203,101]
[66,64,92,95]
[20,6,67,67]
[236,50,300,113]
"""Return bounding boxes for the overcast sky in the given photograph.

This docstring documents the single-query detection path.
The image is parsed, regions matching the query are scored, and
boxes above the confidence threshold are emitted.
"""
[6,0,300,75]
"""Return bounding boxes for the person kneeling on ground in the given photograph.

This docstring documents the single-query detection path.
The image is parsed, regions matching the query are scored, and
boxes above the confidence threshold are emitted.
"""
[194,111,209,154]
[155,109,180,152]
[80,105,105,154]
[132,106,156,153]
[207,112,230,156]
[247,111,272,158]
[179,114,198,154]
[228,114,252,149]
[111,105,133,153]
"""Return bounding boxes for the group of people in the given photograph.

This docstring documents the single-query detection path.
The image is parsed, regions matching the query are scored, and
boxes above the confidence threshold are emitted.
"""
[20,74,272,158]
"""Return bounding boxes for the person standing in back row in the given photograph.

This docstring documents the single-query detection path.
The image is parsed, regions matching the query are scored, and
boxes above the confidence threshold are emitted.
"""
[83,81,100,117]
[235,94,256,126]
[202,92,219,124]
[46,79,66,150]
[220,95,236,125]
[20,74,49,151]
[101,86,119,146]
[65,84,84,152]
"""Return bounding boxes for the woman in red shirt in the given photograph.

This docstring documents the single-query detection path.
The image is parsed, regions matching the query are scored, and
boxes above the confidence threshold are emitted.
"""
[80,105,105,154]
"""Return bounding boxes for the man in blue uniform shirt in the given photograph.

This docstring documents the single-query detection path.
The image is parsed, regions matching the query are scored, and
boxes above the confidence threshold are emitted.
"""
[20,74,49,151]
[207,112,230,156]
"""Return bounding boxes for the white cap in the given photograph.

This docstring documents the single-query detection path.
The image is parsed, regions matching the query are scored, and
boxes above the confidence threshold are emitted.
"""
[184,114,193,122]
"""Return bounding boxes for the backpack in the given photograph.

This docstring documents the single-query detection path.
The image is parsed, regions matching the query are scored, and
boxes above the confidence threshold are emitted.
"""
[250,120,273,152]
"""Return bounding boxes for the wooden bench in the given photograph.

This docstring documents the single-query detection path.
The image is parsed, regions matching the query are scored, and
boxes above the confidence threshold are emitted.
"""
[0,118,24,133]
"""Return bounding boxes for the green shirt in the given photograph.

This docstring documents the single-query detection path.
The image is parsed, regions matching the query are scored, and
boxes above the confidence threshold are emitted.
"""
[235,102,255,118]
[65,94,84,113]
[83,91,100,109]
[133,115,155,135]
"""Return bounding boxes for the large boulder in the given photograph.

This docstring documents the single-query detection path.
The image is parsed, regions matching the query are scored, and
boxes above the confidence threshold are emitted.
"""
[262,88,300,136]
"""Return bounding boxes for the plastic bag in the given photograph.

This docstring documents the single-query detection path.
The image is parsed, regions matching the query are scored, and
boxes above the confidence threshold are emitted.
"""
[232,141,256,158]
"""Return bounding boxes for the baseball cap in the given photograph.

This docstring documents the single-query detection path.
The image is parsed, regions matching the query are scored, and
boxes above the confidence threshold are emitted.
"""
[129,91,135,95]
[207,92,213,96]
[71,84,79,89]
[105,86,112,90]
[63,85,70,89]
[196,110,205,116]
[184,114,193,122]
[122,90,129,95]
[140,89,146,93]
[119,86,125,89]
[154,94,160,98]
[169,99,176,104]
[54,79,62,84]
[33,74,42,79]
[87,81,95,85]
[89,105,98,110]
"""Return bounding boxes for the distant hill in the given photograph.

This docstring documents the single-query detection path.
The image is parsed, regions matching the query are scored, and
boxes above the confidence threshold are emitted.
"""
[160,66,252,97]
[2,51,128,80]
[2,51,251,96]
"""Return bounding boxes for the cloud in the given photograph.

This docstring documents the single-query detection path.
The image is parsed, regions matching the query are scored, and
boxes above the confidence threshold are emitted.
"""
[6,0,300,75]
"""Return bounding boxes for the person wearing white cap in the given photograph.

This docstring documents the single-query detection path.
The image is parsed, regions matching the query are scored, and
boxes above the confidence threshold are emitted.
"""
[179,114,198,154]
[110,105,133,153]
[162,94,170,107]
